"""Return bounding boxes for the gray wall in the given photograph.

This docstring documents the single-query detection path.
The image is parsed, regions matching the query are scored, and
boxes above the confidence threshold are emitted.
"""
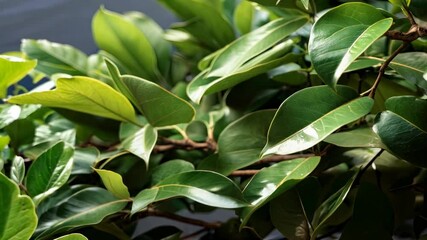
[0,0,175,53]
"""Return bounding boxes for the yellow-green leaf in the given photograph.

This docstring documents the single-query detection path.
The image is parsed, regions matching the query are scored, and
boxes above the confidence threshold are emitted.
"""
[95,169,130,199]
[0,55,36,98]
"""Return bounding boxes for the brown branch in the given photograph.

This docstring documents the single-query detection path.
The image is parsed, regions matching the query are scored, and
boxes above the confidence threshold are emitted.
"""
[144,208,221,229]
[384,25,427,42]
[229,170,260,176]
[154,137,217,153]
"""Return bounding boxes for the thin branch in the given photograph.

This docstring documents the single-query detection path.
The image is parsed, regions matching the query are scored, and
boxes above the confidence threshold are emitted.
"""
[154,137,217,153]
[144,208,221,229]
[229,170,260,176]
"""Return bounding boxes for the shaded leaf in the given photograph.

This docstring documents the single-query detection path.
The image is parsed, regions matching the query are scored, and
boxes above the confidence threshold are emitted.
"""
[21,39,88,76]
[0,55,36,97]
[262,86,374,157]
[389,52,427,91]
[121,124,157,166]
[7,76,138,124]
[132,170,247,214]
[95,169,130,199]
[5,119,36,151]
[324,127,384,148]
[0,172,37,240]
[72,147,100,175]
[35,187,128,239]
[234,0,269,36]
[240,157,321,227]
[150,160,194,185]
[309,3,393,89]
[26,142,74,205]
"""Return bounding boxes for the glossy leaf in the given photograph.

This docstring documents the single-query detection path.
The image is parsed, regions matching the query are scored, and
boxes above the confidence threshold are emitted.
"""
[10,156,25,185]
[0,55,36,97]
[26,142,74,205]
[309,3,393,89]
[389,52,427,91]
[374,96,427,167]
[106,60,195,126]
[54,233,88,240]
[121,124,157,166]
[311,169,359,239]
[35,187,128,239]
[7,76,138,124]
[150,160,194,185]
[72,147,100,175]
[0,172,37,240]
[95,169,130,199]
[262,86,374,157]
[92,8,161,83]
[240,157,321,227]
[21,39,88,76]
[0,105,22,129]
[132,170,247,214]
[324,128,384,148]
[215,110,275,175]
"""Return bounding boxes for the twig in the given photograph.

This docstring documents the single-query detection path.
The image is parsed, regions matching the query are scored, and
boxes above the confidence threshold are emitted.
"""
[154,137,217,153]
[144,208,221,229]
[229,170,260,176]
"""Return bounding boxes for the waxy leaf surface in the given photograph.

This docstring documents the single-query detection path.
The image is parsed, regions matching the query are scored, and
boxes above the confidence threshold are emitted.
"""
[7,76,138,124]
[262,86,374,157]
[132,170,247,214]
[121,124,157,166]
[0,173,37,240]
[309,2,392,88]
[240,157,321,227]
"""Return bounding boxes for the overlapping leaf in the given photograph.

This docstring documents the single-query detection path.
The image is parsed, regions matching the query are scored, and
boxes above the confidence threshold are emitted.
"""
[0,55,36,97]
[309,2,393,89]
[7,76,138,124]
[132,170,247,214]
[95,169,130,199]
[35,187,128,239]
[389,52,427,91]
[262,86,374,157]
[240,157,321,227]
[121,124,157,165]
[324,128,384,148]
[21,39,88,76]
[0,173,37,240]
[26,142,74,205]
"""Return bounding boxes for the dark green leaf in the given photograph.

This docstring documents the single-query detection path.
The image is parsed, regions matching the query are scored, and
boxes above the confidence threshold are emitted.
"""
[240,157,321,227]
[150,160,194,185]
[309,3,392,89]
[389,52,427,91]
[0,172,37,240]
[72,147,100,175]
[5,119,36,151]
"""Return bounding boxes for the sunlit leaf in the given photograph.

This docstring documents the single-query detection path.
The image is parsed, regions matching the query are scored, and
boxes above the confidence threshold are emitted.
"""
[240,157,321,227]
[10,156,25,185]
[121,124,157,166]
[95,169,130,199]
[0,172,37,240]
[309,3,393,89]
[0,55,36,97]
[324,127,384,148]
[262,86,374,157]
[7,76,138,124]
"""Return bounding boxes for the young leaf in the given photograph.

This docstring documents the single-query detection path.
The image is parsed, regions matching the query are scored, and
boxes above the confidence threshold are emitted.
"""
[0,55,36,97]
[240,157,321,227]
[26,141,74,205]
[131,170,247,214]
[309,2,393,89]
[54,233,88,240]
[94,169,130,199]
[121,124,157,166]
[374,96,427,167]
[0,172,37,240]
[7,76,138,125]
[21,39,88,76]
[35,187,128,239]
[311,169,359,239]
[10,156,25,185]
[262,86,374,157]
[105,59,195,127]
[92,8,161,83]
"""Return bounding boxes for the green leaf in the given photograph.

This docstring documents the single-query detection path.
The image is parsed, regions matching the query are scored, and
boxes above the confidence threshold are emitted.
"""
[0,105,22,129]
[132,170,247,214]
[389,52,427,91]
[121,124,157,166]
[92,8,161,83]
[311,169,359,240]
[233,1,269,36]
[21,39,88,76]
[0,173,37,240]
[374,96,427,167]
[54,233,88,240]
[214,110,275,175]
[26,142,74,205]
[5,119,36,151]
[10,156,25,185]
[309,2,393,89]
[106,60,195,126]
[340,183,394,240]
[94,169,130,199]
[324,127,384,148]
[7,76,138,124]
[150,160,194,185]
[0,55,36,97]
[35,187,128,239]
[72,147,100,175]
[240,157,321,227]
[262,86,374,157]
